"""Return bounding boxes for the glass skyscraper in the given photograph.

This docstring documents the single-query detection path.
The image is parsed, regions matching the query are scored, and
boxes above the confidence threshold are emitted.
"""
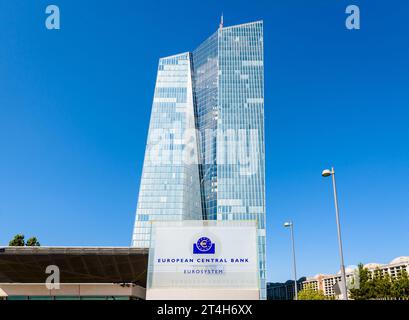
[133,20,266,299]
[132,52,203,248]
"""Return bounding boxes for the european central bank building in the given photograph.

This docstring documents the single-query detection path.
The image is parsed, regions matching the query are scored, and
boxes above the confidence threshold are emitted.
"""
[132,20,266,299]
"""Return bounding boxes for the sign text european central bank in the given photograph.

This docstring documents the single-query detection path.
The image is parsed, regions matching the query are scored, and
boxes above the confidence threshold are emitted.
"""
[146,221,259,300]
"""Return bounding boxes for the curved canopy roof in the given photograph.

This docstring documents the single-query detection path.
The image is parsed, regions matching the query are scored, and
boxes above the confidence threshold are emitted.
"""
[0,247,148,287]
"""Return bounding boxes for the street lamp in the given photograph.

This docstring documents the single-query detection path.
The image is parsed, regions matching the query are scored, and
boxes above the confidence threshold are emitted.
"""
[322,167,348,300]
[284,221,298,300]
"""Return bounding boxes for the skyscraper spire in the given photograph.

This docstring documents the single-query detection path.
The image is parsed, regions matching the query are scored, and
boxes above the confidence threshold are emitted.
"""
[219,13,224,29]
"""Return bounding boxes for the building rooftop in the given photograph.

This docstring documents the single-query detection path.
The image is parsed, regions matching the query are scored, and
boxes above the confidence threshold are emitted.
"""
[0,247,149,286]
[390,256,409,265]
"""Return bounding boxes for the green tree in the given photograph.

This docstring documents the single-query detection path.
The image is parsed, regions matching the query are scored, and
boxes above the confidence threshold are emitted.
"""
[9,234,41,247]
[298,284,327,300]
[9,234,25,246]
[26,237,40,246]
[392,269,409,299]
[349,263,374,300]
[350,264,409,300]
[371,269,392,299]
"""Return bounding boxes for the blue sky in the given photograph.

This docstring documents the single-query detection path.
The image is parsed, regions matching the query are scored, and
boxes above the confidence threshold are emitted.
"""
[0,0,408,282]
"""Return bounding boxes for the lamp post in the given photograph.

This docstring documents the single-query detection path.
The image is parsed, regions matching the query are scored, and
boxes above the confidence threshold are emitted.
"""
[322,167,348,300]
[284,221,298,300]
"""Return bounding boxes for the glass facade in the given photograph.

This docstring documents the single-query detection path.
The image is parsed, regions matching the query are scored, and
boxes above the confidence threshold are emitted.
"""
[193,31,219,220]
[133,21,265,299]
[132,52,202,248]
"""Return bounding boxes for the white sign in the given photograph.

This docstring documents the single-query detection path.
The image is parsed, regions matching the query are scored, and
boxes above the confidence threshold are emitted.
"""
[146,220,259,300]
